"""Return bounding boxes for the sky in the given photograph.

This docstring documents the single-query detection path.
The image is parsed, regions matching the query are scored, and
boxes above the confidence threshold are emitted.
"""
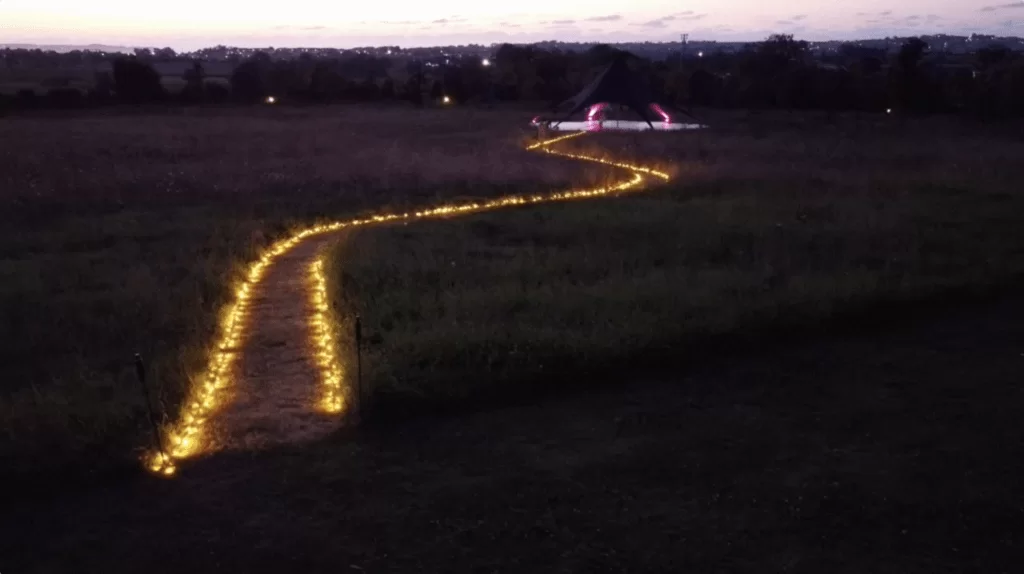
[2,0,1021,50]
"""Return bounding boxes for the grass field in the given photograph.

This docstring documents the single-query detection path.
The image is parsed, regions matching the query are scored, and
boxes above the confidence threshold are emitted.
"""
[2,106,1023,484]
[329,116,1024,412]
[5,298,1023,571]
[0,106,604,480]
[3,106,1024,571]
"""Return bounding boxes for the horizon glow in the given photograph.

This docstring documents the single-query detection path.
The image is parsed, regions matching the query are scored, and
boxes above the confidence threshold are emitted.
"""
[1,0,1020,50]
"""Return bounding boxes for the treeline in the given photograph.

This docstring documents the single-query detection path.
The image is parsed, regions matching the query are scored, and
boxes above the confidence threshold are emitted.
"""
[2,35,1023,118]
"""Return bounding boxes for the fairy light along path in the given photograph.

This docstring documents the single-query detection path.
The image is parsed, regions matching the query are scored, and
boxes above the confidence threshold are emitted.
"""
[147,132,670,475]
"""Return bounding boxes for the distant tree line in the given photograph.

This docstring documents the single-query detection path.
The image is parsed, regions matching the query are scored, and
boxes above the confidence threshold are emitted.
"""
[2,35,1023,118]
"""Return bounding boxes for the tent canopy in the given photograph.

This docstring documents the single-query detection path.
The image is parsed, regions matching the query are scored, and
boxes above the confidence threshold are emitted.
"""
[555,57,658,127]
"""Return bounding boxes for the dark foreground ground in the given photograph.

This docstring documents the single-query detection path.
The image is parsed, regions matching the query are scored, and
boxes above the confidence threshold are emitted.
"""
[4,299,1024,573]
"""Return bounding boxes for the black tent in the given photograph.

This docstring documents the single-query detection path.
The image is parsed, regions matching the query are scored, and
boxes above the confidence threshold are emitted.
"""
[550,56,696,128]
[556,57,655,126]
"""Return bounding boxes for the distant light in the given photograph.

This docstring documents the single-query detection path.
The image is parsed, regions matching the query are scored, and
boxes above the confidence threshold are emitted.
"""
[886,108,892,114]
[265,96,276,104]
[698,51,704,58]
[387,49,392,55]
[482,58,491,67]
[443,95,451,104]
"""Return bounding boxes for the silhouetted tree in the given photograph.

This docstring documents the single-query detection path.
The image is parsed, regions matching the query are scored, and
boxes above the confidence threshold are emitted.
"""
[112,58,164,103]
[429,80,444,101]
[689,69,719,107]
[181,61,205,102]
[46,88,84,108]
[380,78,396,99]
[205,82,230,104]
[230,60,267,103]
[894,38,929,112]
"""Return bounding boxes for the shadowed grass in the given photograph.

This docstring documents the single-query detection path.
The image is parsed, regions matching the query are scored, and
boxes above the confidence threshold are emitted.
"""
[330,119,1024,411]
[0,106,605,480]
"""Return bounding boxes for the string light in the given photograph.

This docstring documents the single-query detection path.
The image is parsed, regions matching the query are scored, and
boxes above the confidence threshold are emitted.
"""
[309,258,345,414]
[145,131,670,476]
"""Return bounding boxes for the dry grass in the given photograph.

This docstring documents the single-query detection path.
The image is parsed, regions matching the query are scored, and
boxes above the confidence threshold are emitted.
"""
[0,106,610,480]
[328,114,1024,411]
[0,106,593,202]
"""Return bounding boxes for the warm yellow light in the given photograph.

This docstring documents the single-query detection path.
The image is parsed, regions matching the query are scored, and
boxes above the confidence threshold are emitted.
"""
[309,258,347,415]
[443,95,451,104]
[146,130,671,477]
[266,96,276,104]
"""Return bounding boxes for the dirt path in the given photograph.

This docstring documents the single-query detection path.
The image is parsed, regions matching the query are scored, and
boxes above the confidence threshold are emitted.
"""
[148,133,670,473]
[205,236,339,453]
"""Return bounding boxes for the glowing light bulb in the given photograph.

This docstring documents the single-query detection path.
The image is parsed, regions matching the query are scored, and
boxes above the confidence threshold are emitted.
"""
[147,129,670,478]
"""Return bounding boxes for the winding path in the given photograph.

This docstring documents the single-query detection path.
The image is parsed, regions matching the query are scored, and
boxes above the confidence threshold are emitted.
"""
[147,132,671,475]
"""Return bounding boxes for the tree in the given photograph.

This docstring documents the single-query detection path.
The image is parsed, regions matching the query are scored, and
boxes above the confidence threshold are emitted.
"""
[112,58,165,103]
[894,38,929,112]
[689,69,719,107]
[182,61,205,102]
[46,88,84,109]
[977,45,1010,70]
[230,60,267,103]
[429,80,444,101]
[380,78,396,100]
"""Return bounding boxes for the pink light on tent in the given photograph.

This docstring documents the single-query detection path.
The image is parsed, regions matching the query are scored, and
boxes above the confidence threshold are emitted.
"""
[650,103,671,122]
[587,103,608,121]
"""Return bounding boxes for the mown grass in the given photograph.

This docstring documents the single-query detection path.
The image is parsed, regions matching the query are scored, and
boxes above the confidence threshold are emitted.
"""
[0,105,604,481]
[329,115,1024,411]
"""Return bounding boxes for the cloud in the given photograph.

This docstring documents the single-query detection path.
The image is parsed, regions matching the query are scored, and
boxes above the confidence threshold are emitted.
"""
[981,2,1024,11]
[272,25,328,31]
[776,20,794,25]
[637,16,673,28]
[638,12,706,26]
[585,15,623,22]
[551,19,576,25]
[431,16,468,24]
[880,10,892,15]
[792,15,808,21]
[904,15,921,21]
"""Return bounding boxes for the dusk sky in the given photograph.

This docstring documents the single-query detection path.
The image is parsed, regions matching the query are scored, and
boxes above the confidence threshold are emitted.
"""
[2,0,1021,49]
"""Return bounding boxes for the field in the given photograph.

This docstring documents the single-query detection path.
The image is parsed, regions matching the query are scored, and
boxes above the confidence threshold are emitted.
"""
[0,106,603,480]
[330,116,1024,412]
[2,106,1024,571]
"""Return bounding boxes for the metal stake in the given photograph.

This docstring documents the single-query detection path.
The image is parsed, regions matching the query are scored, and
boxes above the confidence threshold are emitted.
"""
[134,353,168,461]
[355,315,364,418]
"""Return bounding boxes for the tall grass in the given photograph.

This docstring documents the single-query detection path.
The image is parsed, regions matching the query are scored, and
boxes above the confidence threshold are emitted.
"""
[328,115,1024,411]
[0,106,605,480]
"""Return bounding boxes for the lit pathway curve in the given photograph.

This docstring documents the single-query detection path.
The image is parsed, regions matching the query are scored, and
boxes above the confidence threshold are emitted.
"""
[147,132,670,475]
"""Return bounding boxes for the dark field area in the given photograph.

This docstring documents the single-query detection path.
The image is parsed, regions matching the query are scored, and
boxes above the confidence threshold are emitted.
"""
[0,107,604,479]
[331,116,1024,411]
[4,298,1022,572]
[2,106,1023,572]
